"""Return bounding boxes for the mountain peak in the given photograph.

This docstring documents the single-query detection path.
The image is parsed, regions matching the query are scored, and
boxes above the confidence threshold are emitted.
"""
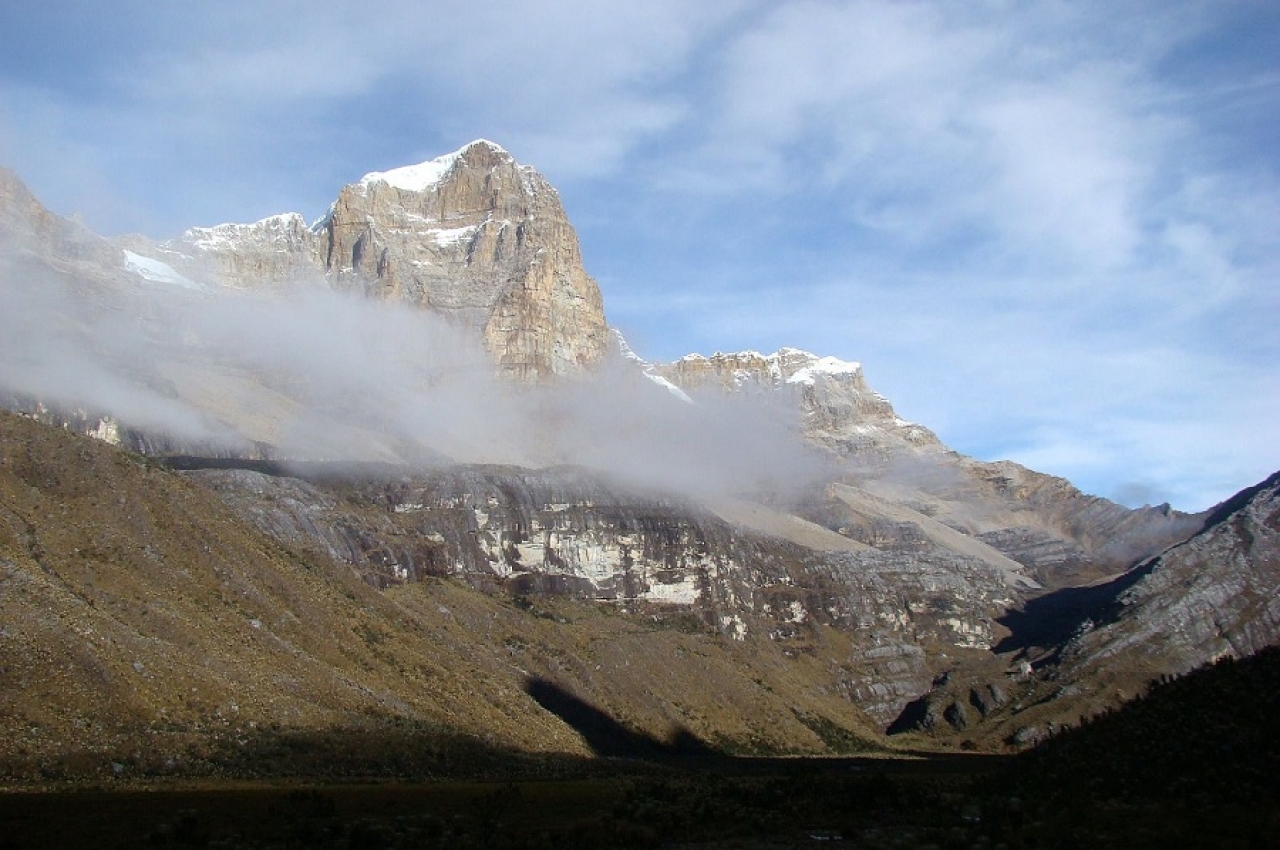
[357,139,513,194]
[461,138,509,155]
[653,347,932,457]
[144,138,607,380]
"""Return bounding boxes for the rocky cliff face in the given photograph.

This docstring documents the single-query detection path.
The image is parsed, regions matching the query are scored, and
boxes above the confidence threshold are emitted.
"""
[1063,470,1280,674]
[652,348,1202,587]
[179,459,1035,726]
[179,212,324,287]
[654,348,943,458]
[0,168,119,270]
[166,140,609,380]
[887,469,1280,747]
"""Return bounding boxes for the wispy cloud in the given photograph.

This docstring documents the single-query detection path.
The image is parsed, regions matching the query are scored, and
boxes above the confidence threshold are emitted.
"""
[0,250,820,500]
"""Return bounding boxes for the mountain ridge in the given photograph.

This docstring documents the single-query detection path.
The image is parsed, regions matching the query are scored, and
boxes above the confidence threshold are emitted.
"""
[93,140,608,382]
[0,143,1205,589]
[2,141,1269,775]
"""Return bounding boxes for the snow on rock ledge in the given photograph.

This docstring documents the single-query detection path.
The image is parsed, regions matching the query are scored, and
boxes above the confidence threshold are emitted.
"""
[652,348,942,458]
[358,140,509,194]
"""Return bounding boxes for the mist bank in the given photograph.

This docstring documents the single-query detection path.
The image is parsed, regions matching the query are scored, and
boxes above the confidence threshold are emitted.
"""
[0,253,825,500]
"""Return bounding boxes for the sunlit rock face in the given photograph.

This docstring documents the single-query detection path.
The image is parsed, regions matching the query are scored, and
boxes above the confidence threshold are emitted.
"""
[1062,470,1280,675]
[166,140,609,380]
[178,213,324,287]
[654,348,943,459]
[188,461,1029,725]
[884,469,1280,747]
[650,348,1202,586]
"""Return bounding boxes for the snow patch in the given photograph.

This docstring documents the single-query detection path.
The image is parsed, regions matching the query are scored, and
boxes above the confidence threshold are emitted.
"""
[359,139,509,194]
[786,355,862,386]
[122,250,205,291]
[426,224,479,248]
[644,372,693,404]
[362,154,460,193]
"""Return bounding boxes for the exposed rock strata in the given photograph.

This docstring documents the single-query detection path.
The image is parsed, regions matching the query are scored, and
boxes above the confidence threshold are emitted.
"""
[654,348,942,458]
[888,469,1280,747]
[654,349,1202,585]
[179,212,324,286]
[1063,470,1280,674]
[187,461,1029,725]
[164,140,609,379]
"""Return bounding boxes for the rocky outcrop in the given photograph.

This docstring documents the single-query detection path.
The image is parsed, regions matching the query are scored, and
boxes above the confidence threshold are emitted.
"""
[189,464,770,610]
[166,140,610,380]
[0,168,119,270]
[313,141,609,379]
[178,212,324,286]
[654,348,1201,586]
[956,459,1203,586]
[184,460,1032,725]
[887,470,1280,747]
[654,348,943,458]
[1062,470,1280,675]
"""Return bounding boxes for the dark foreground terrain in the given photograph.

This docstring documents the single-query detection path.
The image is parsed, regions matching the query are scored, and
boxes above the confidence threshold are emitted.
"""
[0,750,1271,850]
[3,646,1278,850]
[0,756,986,850]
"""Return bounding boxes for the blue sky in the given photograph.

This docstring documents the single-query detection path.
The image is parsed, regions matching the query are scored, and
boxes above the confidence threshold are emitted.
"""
[1,0,1277,511]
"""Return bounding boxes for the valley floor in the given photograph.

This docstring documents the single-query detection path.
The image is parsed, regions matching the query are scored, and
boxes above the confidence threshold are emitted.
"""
[0,751,1270,850]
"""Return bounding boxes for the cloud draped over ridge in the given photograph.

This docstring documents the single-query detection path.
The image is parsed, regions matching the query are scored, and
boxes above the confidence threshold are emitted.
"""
[0,253,822,501]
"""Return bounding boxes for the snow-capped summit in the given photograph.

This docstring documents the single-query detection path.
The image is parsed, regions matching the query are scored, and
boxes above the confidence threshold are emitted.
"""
[782,351,863,386]
[660,348,862,391]
[357,140,510,194]
[152,140,607,380]
[182,212,314,253]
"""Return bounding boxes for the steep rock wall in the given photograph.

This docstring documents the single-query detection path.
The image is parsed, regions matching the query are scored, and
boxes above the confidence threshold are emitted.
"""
[169,141,610,380]
[187,462,1028,725]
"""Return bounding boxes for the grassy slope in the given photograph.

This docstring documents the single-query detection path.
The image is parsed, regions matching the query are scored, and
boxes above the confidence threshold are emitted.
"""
[0,413,881,782]
[4,647,1275,849]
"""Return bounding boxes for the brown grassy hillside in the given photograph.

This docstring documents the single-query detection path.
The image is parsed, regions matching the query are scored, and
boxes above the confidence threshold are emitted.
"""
[0,413,882,783]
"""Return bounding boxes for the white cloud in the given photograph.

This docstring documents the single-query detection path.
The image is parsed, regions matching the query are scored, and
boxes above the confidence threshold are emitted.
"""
[970,84,1149,267]
[121,0,741,181]
[685,0,1195,275]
